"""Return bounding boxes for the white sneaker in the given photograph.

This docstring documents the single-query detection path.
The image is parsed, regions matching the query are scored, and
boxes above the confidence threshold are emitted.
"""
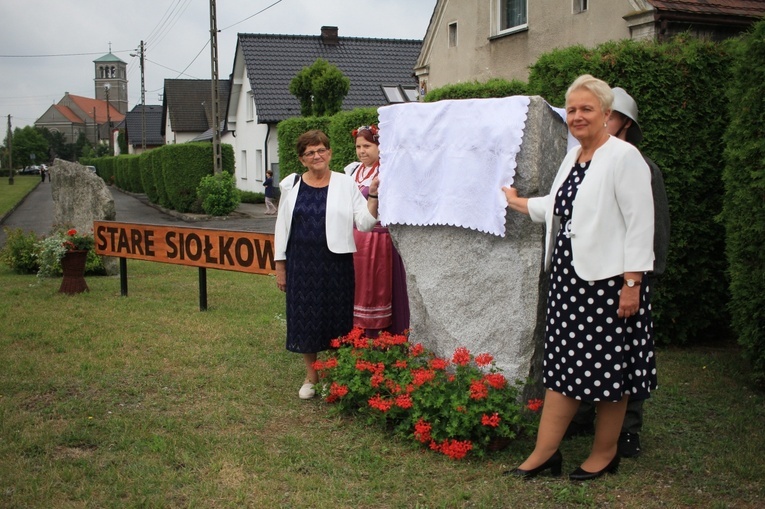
[299,382,315,399]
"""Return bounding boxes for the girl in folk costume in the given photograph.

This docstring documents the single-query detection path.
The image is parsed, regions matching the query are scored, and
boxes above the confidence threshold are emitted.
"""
[343,125,410,337]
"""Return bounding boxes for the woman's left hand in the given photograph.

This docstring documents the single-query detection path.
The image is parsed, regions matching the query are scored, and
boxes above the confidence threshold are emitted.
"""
[617,285,640,319]
[368,176,379,196]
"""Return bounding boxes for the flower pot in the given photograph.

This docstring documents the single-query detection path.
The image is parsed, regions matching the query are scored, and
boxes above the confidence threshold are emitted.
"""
[59,250,89,294]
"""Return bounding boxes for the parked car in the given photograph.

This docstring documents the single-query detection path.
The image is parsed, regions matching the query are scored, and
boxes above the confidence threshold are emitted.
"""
[85,165,97,173]
[20,165,40,175]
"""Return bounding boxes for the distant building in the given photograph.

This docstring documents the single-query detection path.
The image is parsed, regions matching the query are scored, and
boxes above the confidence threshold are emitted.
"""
[161,79,231,145]
[34,50,128,146]
[117,104,164,155]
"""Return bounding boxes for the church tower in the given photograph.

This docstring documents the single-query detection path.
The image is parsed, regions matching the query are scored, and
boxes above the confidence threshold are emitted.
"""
[94,48,128,114]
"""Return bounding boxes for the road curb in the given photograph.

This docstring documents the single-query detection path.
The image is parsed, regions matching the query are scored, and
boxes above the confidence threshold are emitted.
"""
[112,187,260,222]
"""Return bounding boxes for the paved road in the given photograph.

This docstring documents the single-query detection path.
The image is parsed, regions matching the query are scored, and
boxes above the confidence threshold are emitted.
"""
[0,181,276,248]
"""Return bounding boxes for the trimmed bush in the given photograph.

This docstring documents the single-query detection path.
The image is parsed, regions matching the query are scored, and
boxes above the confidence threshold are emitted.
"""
[424,78,528,102]
[154,148,171,207]
[160,143,235,213]
[276,116,332,177]
[327,108,379,172]
[722,21,765,383]
[114,156,129,190]
[197,172,241,216]
[140,150,158,203]
[240,191,265,204]
[127,154,142,193]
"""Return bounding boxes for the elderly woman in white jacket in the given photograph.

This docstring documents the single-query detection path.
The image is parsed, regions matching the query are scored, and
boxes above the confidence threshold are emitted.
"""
[503,75,656,481]
[274,130,378,400]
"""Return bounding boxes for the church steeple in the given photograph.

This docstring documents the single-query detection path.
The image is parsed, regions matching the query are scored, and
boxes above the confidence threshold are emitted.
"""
[94,44,128,114]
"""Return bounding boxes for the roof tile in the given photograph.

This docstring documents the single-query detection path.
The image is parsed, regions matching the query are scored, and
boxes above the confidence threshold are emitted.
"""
[238,32,422,123]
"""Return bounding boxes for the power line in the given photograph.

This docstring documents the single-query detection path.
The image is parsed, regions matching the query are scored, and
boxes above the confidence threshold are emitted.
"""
[0,49,133,58]
[144,0,185,45]
[145,57,201,79]
[220,0,285,31]
[146,0,195,49]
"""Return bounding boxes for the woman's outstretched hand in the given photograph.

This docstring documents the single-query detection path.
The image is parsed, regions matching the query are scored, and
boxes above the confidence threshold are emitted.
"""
[503,186,530,215]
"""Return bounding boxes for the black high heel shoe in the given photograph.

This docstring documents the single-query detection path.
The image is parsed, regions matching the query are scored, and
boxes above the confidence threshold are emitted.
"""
[505,450,563,479]
[569,454,620,481]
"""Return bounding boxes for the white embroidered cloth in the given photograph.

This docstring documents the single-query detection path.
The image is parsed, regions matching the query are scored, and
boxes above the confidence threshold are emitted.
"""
[377,96,530,237]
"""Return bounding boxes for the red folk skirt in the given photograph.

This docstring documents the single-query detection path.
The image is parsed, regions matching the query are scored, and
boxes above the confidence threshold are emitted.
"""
[352,225,394,330]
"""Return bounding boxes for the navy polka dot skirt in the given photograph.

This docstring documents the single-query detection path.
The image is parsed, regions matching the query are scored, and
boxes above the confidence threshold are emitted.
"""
[543,161,657,402]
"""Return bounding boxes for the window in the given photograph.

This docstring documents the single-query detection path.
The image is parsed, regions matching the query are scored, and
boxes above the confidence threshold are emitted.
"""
[574,0,588,14]
[382,85,419,104]
[402,86,419,102]
[498,0,527,33]
[240,150,248,180]
[246,91,254,121]
[255,149,264,181]
[382,86,405,103]
[448,22,457,47]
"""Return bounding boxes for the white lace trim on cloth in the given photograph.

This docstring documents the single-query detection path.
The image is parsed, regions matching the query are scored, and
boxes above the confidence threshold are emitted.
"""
[377,95,530,237]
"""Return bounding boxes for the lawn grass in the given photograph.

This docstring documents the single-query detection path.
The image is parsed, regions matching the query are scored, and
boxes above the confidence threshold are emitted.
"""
[0,175,39,217]
[1,261,763,508]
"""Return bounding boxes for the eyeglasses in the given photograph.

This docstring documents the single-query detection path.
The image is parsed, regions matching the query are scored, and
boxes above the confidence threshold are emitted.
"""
[301,148,329,159]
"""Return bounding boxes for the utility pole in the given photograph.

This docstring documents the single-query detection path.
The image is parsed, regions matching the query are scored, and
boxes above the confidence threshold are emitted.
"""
[7,114,13,185]
[139,41,146,150]
[209,0,222,174]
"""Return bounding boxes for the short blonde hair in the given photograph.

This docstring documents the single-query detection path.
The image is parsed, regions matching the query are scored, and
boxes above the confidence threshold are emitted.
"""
[565,74,614,112]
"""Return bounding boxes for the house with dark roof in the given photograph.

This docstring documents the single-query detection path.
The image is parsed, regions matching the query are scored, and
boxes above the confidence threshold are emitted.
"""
[416,0,765,92]
[161,79,231,145]
[225,26,422,193]
[117,105,165,155]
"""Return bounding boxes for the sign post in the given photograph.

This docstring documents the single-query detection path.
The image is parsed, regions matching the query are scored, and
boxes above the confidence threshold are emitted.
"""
[94,221,276,310]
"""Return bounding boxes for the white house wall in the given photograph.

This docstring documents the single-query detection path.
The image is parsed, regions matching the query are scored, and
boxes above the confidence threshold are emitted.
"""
[230,59,280,194]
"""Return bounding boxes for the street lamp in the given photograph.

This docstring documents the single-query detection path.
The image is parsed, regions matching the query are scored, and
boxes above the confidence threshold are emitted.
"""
[104,83,113,156]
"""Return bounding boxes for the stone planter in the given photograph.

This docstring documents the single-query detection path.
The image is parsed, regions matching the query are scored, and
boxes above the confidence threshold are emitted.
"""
[59,250,89,294]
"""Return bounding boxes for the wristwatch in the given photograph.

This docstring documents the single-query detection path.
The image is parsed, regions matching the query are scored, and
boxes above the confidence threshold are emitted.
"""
[624,278,641,288]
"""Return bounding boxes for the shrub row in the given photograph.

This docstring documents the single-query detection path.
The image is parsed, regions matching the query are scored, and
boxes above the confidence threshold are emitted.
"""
[82,143,234,213]
[721,21,765,383]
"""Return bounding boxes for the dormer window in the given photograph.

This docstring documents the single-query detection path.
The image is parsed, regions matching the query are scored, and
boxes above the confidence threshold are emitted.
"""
[382,85,419,103]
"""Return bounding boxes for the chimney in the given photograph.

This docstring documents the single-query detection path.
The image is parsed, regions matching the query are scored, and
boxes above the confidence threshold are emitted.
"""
[321,26,339,45]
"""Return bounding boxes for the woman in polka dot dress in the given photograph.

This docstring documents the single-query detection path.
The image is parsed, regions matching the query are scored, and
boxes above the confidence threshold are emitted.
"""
[503,75,656,481]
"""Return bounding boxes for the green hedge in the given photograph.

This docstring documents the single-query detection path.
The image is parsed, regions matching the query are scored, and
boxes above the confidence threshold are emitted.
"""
[160,143,234,213]
[722,21,765,383]
[114,156,130,190]
[276,116,332,177]
[140,150,158,203]
[127,154,142,193]
[154,149,171,208]
[326,108,379,172]
[424,78,528,101]
[525,37,733,347]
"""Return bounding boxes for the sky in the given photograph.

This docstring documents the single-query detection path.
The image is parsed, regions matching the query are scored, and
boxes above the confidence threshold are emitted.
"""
[0,0,437,145]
